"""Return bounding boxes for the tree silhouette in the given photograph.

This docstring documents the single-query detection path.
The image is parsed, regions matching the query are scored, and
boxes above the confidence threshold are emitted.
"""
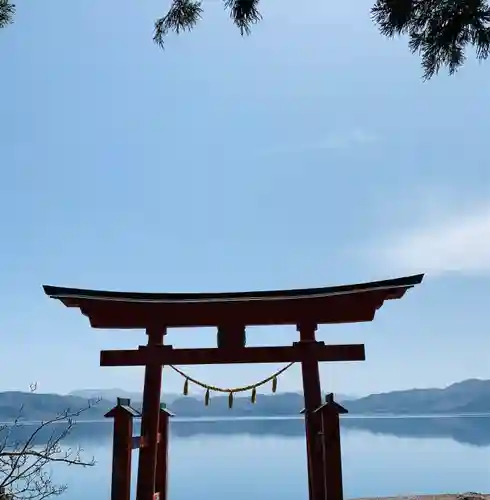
[2,0,490,79]
[153,0,490,79]
[371,0,490,79]
[0,0,14,29]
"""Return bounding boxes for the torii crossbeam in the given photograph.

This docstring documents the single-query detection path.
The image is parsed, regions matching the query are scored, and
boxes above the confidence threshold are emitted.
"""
[43,273,423,500]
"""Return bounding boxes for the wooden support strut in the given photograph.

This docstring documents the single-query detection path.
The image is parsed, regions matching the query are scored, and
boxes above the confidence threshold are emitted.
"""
[155,406,174,500]
[105,398,139,500]
[136,328,165,500]
[315,394,348,500]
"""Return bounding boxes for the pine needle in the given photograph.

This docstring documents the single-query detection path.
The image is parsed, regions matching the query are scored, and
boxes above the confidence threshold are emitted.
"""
[372,0,490,79]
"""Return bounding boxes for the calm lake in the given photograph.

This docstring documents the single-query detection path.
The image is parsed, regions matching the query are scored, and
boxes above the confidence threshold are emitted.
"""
[43,416,490,500]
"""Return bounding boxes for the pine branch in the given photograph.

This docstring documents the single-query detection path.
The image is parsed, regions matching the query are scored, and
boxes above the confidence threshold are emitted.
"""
[371,0,490,79]
[0,0,15,29]
[154,0,261,47]
[2,0,489,80]
[154,0,203,48]
[224,0,262,35]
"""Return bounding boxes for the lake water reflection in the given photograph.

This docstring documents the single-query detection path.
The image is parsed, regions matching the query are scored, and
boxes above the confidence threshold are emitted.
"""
[38,416,490,500]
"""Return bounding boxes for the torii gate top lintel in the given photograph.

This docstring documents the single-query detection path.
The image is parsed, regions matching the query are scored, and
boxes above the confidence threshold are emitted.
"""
[42,273,423,329]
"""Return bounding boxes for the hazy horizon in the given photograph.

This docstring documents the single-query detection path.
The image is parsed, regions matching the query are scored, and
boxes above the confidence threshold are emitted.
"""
[2,376,487,399]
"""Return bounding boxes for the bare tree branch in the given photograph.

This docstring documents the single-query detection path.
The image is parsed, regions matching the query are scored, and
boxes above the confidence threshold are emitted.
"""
[0,387,99,500]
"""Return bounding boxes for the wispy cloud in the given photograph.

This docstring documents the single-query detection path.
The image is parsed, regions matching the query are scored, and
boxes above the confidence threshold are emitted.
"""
[367,198,490,277]
[263,128,379,156]
[303,129,378,151]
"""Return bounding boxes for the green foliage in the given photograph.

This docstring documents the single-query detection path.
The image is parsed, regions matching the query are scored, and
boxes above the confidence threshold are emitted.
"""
[2,0,490,79]
[155,0,490,79]
[153,0,262,47]
[0,0,14,29]
[222,0,262,35]
[154,0,204,48]
[371,0,490,79]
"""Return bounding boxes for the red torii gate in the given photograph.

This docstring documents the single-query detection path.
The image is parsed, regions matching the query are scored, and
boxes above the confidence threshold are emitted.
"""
[43,273,423,500]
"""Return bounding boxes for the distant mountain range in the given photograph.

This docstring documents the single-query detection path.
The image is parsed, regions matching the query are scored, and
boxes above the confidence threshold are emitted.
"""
[345,378,490,415]
[68,389,185,404]
[68,388,358,405]
[0,379,488,421]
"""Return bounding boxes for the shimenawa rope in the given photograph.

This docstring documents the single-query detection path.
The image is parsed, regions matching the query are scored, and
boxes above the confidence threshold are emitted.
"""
[168,362,294,408]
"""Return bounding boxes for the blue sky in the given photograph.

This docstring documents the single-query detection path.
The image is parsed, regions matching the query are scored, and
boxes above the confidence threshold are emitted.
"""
[1,0,489,397]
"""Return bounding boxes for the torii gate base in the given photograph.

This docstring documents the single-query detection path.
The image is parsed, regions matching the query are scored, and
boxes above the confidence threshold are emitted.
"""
[105,399,174,500]
[106,393,347,500]
[43,273,423,500]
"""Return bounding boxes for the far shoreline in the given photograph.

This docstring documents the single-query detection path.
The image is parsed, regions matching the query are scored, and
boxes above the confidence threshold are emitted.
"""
[2,412,490,426]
